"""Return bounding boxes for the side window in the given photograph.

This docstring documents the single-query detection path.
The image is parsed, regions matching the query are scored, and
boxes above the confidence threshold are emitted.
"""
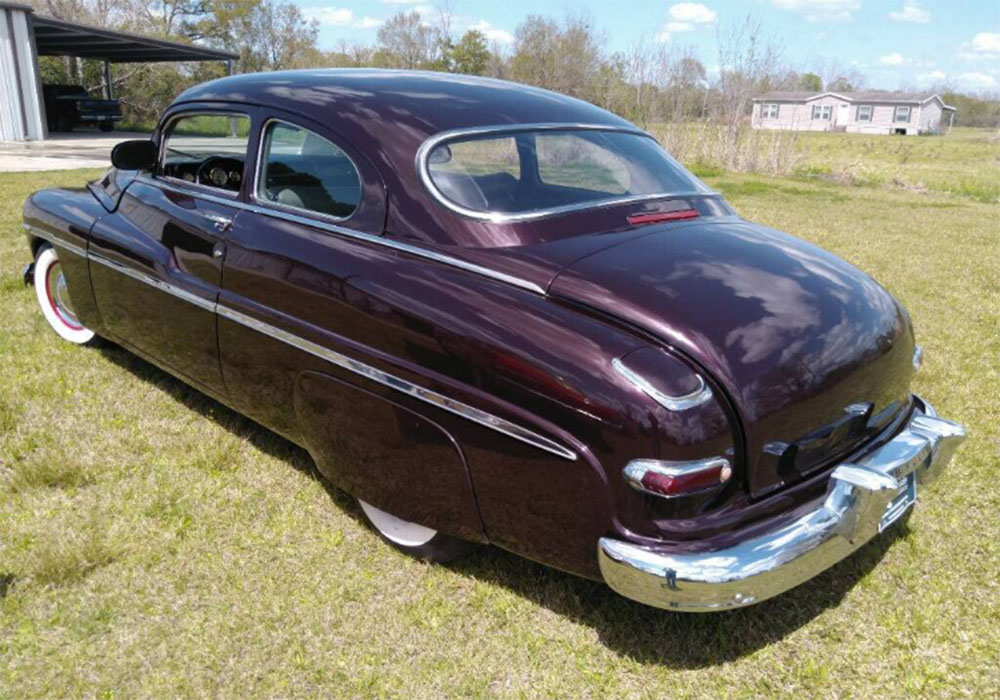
[257,121,362,219]
[161,113,250,193]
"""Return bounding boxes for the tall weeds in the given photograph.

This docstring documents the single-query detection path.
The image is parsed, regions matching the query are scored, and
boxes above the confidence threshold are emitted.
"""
[652,122,804,176]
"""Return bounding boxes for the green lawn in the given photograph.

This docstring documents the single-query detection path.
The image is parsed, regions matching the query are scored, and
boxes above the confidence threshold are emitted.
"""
[1,166,998,698]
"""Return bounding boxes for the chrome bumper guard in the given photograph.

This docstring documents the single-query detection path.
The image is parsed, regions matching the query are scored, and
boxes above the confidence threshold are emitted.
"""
[598,396,965,612]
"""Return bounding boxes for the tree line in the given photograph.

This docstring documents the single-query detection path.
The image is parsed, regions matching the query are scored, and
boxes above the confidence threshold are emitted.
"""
[30,0,1000,129]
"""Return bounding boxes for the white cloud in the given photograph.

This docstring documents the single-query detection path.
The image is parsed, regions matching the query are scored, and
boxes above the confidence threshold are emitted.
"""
[888,1,930,23]
[957,72,998,89]
[658,3,715,42]
[302,7,354,26]
[667,3,717,24]
[970,32,1000,56]
[918,69,947,82]
[302,7,385,30]
[467,20,514,45]
[380,0,424,4]
[878,52,906,66]
[957,32,1000,62]
[770,0,861,23]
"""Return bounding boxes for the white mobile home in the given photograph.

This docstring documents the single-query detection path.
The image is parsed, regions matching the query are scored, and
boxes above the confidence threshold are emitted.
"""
[751,91,956,135]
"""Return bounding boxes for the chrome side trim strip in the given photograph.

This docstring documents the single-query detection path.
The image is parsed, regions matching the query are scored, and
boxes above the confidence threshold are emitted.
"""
[23,223,87,258]
[415,122,719,224]
[216,304,577,461]
[133,175,547,296]
[25,218,568,459]
[612,357,714,411]
[86,252,217,313]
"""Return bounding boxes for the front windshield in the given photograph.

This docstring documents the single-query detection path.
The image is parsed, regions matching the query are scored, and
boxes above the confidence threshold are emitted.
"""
[424,128,711,220]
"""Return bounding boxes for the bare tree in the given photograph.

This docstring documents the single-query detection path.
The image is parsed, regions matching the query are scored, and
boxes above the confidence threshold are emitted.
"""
[375,11,443,69]
[714,15,782,168]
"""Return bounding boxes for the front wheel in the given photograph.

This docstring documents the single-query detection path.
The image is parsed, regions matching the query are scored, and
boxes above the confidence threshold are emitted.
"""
[358,499,477,563]
[33,245,97,345]
[99,122,114,133]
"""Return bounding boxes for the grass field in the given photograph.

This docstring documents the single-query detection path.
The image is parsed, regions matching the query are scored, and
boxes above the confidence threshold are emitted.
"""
[1,155,998,697]
[655,124,1000,205]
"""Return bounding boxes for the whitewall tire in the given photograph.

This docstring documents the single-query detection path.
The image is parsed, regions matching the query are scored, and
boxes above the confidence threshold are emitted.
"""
[34,245,96,345]
[358,499,477,563]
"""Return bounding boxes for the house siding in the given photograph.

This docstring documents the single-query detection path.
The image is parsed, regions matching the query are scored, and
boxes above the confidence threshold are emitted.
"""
[752,95,849,132]
[918,97,947,133]
[752,93,952,135]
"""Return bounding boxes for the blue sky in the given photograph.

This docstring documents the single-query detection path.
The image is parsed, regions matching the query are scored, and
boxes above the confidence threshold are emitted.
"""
[295,0,1000,92]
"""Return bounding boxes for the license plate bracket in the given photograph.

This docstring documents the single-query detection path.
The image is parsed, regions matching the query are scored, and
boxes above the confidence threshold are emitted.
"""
[879,471,917,532]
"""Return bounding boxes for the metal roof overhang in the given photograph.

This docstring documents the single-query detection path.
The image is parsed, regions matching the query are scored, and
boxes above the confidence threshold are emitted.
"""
[30,14,237,63]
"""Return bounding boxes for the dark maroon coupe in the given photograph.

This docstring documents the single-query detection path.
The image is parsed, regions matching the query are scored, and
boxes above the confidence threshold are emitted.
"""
[22,70,965,611]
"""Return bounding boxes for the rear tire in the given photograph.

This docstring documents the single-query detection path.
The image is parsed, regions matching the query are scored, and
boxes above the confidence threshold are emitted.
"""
[33,245,97,345]
[99,123,114,133]
[358,499,476,563]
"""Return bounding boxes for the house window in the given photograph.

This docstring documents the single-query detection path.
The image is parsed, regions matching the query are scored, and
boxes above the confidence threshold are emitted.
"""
[762,103,779,119]
[811,105,832,120]
[857,105,872,122]
[894,105,911,122]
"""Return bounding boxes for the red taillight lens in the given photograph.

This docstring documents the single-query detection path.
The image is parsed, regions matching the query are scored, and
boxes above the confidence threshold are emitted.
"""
[627,209,700,226]
[624,458,732,499]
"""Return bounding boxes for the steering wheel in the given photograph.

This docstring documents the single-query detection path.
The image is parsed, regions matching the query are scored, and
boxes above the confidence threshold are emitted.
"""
[195,156,244,191]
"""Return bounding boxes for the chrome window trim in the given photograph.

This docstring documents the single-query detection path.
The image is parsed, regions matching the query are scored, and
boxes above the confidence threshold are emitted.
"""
[251,117,363,223]
[612,356,714,411]
[415,122,719,224]
[27,221,573,460]
[157,110,252,198]
[134,174,546,295]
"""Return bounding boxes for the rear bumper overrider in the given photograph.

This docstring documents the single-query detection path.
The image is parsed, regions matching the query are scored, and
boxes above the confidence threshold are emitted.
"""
[598,395,965,612]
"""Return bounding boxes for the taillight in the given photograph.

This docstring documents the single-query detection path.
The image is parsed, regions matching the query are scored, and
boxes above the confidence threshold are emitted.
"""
[624,458,732,499]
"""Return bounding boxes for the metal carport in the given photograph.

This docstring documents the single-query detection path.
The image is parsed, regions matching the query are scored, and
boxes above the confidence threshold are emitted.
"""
[0,2,236,141]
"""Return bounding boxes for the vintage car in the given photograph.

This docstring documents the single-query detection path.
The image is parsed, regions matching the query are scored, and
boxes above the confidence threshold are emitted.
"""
[22,70,965,611]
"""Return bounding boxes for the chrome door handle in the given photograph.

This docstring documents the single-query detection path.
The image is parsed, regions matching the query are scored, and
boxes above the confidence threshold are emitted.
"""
[199,212,233,232]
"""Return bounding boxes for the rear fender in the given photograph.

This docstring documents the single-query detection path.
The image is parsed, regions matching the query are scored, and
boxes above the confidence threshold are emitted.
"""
[293,370,487,543]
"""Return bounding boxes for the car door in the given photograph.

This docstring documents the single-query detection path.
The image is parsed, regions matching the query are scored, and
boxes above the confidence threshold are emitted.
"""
[216,114,484,541]
[89,108,254,398]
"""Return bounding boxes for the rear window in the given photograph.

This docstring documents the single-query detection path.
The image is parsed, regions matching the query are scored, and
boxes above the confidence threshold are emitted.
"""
[424,128,709,220]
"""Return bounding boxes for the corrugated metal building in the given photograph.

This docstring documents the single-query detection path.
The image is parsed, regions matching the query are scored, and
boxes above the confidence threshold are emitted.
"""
[0,2,236,142]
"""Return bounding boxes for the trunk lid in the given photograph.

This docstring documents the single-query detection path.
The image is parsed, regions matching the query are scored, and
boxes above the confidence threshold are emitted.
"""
[549,219,916,496]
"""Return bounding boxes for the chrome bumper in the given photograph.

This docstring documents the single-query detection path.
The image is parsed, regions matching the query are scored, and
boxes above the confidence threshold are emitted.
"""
[598,397,965,612]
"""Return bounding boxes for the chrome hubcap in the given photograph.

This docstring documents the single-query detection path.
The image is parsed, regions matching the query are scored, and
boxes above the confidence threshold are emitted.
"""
[46,261,82,329]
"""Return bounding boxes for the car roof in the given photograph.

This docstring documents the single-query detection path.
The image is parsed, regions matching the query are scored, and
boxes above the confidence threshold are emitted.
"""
[172,68,630,142]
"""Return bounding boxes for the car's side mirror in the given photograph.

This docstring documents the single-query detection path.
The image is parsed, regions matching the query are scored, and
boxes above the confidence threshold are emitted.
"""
[111,139,157,171]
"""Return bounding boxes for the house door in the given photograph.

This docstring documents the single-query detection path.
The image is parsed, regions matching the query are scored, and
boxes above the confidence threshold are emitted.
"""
[835,103,850,127]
